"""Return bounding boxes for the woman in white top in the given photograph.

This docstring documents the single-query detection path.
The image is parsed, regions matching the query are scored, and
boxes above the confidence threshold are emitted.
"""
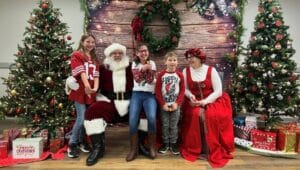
[180,48,234,168]
[126,44,157,161]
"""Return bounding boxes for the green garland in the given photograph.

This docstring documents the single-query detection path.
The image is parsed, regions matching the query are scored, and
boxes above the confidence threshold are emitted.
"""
[134,0,181,53]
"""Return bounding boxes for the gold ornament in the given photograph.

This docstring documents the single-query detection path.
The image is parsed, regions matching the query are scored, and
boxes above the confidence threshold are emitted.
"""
[45,76,53,84]
[10,89,17,96]
[58,103,63,108]
[16,63,21,68]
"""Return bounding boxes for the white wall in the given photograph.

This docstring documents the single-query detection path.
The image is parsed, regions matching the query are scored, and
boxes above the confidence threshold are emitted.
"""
[0,0,299,97]
[0,0,84,97]
[242,0,300,65]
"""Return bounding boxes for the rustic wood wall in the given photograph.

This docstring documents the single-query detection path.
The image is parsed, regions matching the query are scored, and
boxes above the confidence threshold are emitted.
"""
[88,0,236,88]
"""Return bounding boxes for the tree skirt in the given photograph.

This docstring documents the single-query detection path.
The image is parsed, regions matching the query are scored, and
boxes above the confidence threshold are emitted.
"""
[234,137,300,159]
[0,145,67,167]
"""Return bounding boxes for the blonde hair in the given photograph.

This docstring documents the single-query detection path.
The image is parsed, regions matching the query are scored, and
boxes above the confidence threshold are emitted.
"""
[164,51,178,60]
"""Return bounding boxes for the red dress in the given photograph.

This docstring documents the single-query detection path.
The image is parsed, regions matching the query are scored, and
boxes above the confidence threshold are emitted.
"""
[180,66,234,168]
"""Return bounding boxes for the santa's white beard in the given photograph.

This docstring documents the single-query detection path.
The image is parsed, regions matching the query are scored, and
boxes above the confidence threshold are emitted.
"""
[104,55,130,71]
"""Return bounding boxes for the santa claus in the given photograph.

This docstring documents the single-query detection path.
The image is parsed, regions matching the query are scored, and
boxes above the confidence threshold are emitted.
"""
[83,43,133,166]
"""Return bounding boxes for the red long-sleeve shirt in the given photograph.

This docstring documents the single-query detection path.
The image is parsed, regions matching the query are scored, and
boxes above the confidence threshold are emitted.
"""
[155,70,185,107]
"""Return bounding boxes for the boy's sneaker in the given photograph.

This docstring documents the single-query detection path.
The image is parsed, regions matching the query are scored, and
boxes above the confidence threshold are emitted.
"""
[170,143,180,155]
[158,143,169,154]
[67,143,79,158]
[80,143,91,153]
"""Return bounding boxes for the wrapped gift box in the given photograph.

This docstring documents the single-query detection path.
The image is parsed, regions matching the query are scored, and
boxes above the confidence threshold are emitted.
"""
[277,130,296,152]
[245,116,257,129]
[32,129,49,151]
[49,138,61,153]
[296,132,300,153]
[251,129,277,151]
[234,116,245,126]
[0,140,8,159]
[55,127,65,148]
[13,137,43,159]
[234,125,252,140]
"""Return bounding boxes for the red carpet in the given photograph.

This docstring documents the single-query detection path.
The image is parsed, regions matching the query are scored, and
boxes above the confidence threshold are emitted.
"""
[0,145,67,167]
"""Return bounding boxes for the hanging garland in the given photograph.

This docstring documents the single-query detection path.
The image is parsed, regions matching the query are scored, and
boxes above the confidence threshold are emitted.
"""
[131,0,181,53]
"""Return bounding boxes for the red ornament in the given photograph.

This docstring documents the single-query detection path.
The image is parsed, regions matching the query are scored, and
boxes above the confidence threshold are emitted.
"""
[171,36,178,43]
[272,7,278,13]
[271,62,279,68]
[257,22,265,29]
[248,73,254,78]
[252,50,260,57]
[41,3,48,9]
[275,43,282,50]
[71,111,76,116]
[275,20,283,27]
[275,34,284,41]
[67,35,72,40]
[63,55,68,61]
[251,85,258,92]
[267,83,273,89]
[288,73,298,82]
[50,98,55,106]
[16,108,22,114]
[34,114,39,122]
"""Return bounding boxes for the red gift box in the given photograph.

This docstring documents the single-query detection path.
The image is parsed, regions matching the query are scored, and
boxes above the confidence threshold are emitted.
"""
[0,140,8,159]
[234,125,252,140]
[251,129,277,151]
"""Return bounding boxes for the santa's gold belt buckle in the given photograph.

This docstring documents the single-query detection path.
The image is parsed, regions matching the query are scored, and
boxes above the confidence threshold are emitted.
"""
[116,92,124,100]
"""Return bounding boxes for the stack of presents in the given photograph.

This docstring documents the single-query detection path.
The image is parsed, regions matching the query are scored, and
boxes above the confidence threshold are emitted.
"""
[234,115,300,153]
[0,127,65,159]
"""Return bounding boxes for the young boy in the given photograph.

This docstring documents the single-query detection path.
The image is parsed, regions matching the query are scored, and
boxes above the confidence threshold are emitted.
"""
[155,52,185,155]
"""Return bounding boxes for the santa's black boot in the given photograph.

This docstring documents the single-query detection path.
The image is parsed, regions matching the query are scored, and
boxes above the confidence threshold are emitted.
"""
[86,133,105,166]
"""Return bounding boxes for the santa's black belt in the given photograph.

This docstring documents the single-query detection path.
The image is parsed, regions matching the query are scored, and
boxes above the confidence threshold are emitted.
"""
[101,91,131,100]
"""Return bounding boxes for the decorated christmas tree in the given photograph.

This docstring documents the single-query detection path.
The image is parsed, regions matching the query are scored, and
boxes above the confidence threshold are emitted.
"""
[232,0,299,127]
[0,0,74,131]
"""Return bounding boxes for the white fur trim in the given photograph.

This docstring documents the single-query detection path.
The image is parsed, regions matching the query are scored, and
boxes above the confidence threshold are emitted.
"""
[112,69,126,92]
[138,119,148,132]
[84,118,107,135]
[104,43,126,58]
[65,83,71,95]
[66,76,79,90]
[114,100,130,117]
[96,93,111,103]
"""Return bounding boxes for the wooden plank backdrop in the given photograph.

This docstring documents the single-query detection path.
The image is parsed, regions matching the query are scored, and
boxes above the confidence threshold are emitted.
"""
[88,0,236,88]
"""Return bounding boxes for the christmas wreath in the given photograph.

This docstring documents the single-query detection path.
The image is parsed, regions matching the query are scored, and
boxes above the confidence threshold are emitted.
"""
[131,0,181,53]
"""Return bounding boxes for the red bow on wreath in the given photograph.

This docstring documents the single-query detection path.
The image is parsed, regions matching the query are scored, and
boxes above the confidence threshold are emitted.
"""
[131,16,143,42]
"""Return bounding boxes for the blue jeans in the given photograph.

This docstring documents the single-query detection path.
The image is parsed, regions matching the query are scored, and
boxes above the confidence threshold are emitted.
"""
[129,91,157,134]
[69,102,86,145]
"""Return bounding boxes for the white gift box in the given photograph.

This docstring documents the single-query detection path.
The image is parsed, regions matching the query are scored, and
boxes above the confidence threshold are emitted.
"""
[245,116,257,129]
[13,137,43,159]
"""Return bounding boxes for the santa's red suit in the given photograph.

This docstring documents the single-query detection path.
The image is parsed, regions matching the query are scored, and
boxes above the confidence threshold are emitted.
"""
[180,66,234,168]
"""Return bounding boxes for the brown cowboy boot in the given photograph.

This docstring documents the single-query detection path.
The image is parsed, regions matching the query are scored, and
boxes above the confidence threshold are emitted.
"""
[148,133,157,159]
[126,133,138,162]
